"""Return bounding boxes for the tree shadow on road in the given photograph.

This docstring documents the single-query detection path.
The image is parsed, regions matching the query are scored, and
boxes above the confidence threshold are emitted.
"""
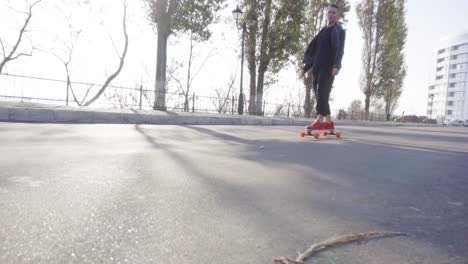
[133,124,468,262]
[343,126,468,144]
[177,125,468,261]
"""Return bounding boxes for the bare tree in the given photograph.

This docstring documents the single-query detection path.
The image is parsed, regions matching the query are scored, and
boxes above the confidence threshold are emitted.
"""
[211,74,236,114]
[0,0,42,74]
[348,99,363,112]
[287,85,305,118]
[82,1,129,106]
[142,61,186,111]
[103,85,139,109]
[48,20,82,106]
[370,99,384,114]
[167,32,217,112]
[46,1,128,107]
[273,104,285,117]
[348,99,364,120]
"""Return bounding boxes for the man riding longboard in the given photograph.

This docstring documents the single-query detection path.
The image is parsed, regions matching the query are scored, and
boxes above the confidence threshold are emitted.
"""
[302,4,346,136]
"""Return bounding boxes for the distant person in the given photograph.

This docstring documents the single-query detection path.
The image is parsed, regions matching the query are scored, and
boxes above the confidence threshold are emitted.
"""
[302,3,346,134]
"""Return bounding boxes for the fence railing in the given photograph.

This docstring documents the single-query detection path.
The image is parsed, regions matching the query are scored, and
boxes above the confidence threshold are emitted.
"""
[0,72,397,121]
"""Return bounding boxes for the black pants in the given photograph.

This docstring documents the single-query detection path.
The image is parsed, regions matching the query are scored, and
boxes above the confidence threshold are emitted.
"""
[313,68,334,116]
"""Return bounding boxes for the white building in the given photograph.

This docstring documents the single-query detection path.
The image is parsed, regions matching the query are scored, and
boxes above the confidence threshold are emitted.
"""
[427,31,468,123]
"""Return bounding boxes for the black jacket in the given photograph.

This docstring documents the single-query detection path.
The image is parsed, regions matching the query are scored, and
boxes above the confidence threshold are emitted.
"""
[302,23,346,73]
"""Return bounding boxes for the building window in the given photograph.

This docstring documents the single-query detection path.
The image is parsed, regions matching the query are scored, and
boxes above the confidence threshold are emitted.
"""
[452,44,468,51]
[451,54,468,60]
[450,72,467,79]
[449,82,466,88]
[437,58,445,63]
[449,92,455,97]
[436,75,443,80]
[437,66,444,72]
[448,101,454,106]
[451,63,468,70]
[458,54,468,60]
[429,85,435,90]
[438,49,446,54]
[447,110,453,115]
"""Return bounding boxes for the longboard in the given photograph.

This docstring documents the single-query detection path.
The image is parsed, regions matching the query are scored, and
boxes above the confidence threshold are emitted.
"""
[300,129,342,139]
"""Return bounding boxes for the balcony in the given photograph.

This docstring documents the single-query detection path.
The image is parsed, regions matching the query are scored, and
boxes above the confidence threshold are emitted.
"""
[449,78,466,82]
[437,59,449,65]
[449,58,468,65]
[434,79,447,85]
[449,68,468,74]
[450,49,468,56]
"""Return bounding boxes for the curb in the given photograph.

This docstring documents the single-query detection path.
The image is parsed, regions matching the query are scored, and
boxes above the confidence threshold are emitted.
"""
[0,105,439,127]
[0,106,310,126]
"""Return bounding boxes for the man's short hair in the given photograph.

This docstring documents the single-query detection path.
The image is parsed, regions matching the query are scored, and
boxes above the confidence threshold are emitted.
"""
[329,4,339,10]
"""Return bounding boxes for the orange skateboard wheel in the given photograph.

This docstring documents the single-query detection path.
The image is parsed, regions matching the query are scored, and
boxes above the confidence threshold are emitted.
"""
[335,132,342,138]
[313,132,320,139]
[323,131,328,136]
[300,131,306,137]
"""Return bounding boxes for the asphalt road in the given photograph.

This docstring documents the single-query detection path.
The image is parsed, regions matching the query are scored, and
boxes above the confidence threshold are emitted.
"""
[0,123,467,264]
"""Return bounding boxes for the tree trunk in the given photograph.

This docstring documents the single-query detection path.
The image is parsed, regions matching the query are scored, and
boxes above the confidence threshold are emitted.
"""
[154,29,169,111]
[364,92,371,120]
[248,65,256,114]
[184,94,189,112]
[246,1,258,115]
[255,0,272,116]
[384,93,392,121]
[184,31,193,112]
[256,69,266,116]
[247,31,257,114]
[303,73,314,118]
[304,89,311,118]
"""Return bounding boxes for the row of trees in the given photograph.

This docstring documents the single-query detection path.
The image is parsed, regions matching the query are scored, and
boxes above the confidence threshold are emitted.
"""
[357,0,407,120]
[0,0,407,120]
[146,0,405,119]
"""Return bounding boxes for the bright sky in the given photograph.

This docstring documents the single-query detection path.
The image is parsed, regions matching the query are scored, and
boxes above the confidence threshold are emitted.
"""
[1,0,468,115]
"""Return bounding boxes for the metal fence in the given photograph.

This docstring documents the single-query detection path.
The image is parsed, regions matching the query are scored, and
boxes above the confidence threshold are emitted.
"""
[336,109,388,122]
[0,72,392,121]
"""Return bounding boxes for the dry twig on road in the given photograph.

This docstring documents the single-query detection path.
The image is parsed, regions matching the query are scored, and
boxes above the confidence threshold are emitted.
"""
[274,231,407,264]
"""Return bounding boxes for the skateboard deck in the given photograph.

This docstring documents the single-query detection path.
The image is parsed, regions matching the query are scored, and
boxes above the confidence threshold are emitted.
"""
[300,129,342,139]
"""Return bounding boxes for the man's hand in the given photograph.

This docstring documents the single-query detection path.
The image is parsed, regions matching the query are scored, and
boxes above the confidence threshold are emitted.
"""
[332,68,340,76]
